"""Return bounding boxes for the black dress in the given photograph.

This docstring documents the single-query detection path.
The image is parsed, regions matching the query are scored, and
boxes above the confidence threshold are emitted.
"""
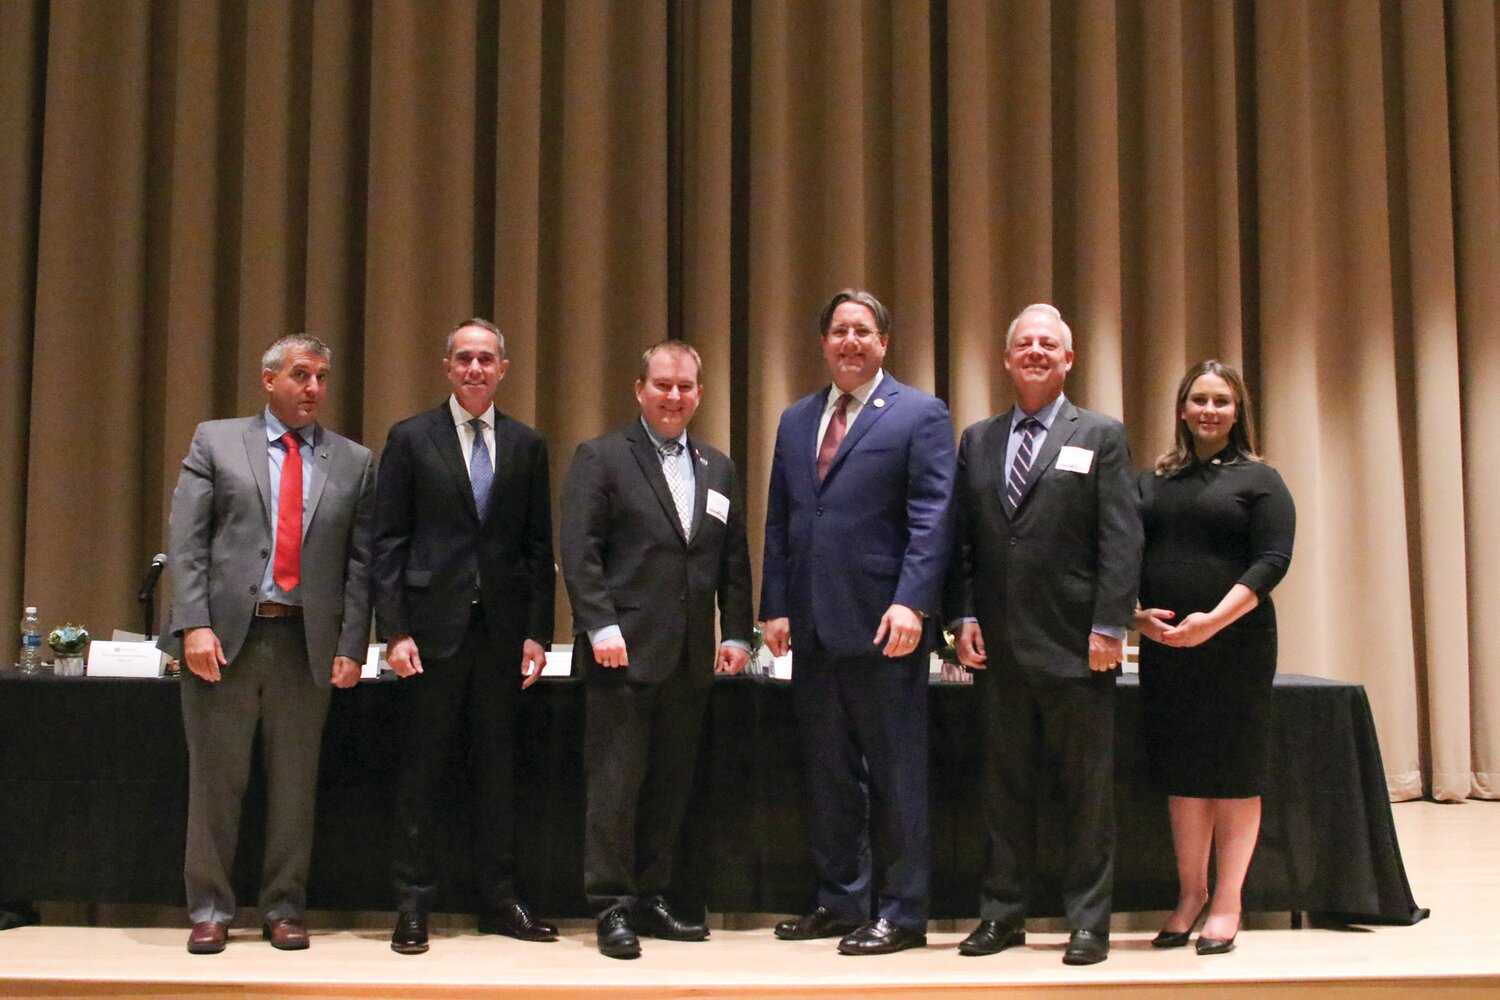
[1137,451,1295,798]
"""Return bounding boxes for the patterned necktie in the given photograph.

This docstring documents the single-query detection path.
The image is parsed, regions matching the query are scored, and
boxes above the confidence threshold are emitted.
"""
[1005,417,1040,512]
[659,439,693,536]
[273,432,302,592]
[817,392,853,482]
[469,417,493,515]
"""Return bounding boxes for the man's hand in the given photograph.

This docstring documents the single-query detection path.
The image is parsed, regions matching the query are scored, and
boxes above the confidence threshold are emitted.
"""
[520,639,547,688]
[387,635,423,678]
[330,655,361,688]
[183,627,226,682]
[1088,632,1123,672]
[761,617,790,658]
[1134,607,1175,644]
[956,620,987,669]
[873,604,923,658]
[716,644,750,675]
[593,635,629,668]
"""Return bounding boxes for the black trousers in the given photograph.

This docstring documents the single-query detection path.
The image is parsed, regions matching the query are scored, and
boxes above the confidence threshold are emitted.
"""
[391,607,520,913]
[582,653,708,916]
[978,665,1116,934]
[792,638,930,932]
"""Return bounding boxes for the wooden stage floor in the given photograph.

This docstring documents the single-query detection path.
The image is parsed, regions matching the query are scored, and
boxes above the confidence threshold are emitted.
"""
[0,800,1495,999]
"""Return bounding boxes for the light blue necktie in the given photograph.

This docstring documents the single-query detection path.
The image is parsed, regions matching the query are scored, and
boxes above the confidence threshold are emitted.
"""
[469,417,493,515]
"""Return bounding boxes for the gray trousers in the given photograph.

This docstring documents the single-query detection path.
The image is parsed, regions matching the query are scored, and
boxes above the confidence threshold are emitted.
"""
[180,617,331,924]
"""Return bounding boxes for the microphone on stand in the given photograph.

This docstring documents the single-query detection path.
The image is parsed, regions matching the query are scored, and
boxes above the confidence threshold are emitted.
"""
[138,553,167,638]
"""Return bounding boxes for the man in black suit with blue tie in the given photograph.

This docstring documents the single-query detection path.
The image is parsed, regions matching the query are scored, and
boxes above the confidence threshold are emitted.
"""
[760,289,956,956]
[946,303,1142,966]
[561,340,753,959]
[373,318,558,955]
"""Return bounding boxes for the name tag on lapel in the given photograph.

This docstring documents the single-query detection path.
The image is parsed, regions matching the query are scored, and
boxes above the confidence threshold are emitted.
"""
[705,488,731,524]
[1056,446,1094,474]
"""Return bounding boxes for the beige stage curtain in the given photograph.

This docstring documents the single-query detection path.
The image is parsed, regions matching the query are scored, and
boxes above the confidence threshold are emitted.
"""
[1,0,1495,801]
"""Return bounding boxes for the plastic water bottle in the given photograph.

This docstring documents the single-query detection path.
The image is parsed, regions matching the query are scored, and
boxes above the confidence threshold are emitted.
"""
[18,606,41,674]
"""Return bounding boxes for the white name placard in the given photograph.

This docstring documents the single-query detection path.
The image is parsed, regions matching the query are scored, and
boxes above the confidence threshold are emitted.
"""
[363,644,386,679]
[542,644,574,678]
[88,640,168,678]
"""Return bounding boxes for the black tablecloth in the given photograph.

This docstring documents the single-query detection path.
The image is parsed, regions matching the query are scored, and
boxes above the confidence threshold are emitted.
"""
[0,671,1425,924]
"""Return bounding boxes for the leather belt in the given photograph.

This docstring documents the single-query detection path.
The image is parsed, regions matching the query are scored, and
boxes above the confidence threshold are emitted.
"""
[254,601,303,619]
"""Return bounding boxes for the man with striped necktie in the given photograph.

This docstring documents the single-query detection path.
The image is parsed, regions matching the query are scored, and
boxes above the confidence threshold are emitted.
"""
[560,339,753,959]
[945,303,1142,966]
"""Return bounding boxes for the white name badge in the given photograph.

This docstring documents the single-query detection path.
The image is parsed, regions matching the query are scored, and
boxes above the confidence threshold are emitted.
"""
[363,644,386,679]
[705,488,731,524]
[88,640,168,678]
[1056,445,1095,474]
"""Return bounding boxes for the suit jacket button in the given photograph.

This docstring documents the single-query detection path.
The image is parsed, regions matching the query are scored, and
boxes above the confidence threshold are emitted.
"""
[248,585,258,594]
[816,506,823,516]
[260,548,269,559]
[1008,535,1018,546]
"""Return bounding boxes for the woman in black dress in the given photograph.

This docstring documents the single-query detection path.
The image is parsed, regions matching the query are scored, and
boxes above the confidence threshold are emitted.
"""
[1134,360,1294,956]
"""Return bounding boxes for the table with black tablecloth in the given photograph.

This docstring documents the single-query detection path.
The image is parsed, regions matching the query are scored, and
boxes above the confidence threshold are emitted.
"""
[0,672,1425,925]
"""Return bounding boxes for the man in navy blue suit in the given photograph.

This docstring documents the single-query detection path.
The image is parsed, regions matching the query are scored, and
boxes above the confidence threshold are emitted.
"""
[760,289,956,955]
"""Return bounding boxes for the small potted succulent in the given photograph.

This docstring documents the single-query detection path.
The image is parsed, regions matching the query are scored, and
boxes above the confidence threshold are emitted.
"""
[48,624,90,677]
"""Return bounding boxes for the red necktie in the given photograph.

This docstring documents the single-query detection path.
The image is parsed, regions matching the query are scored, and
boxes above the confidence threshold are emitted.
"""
[273,432,302,592]
[817,393,852,482]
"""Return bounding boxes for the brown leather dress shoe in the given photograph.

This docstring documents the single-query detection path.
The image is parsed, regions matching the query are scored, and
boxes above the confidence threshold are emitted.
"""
[477,900,559,942]
[262,918,310,950]
[186,921,228,955]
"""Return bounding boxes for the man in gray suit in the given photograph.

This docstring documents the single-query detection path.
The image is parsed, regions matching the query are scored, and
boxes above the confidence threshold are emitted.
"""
[946,304,1141,966]
[163,334,374,955]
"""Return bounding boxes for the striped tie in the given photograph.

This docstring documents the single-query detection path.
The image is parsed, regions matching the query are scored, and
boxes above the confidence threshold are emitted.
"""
[660,439,693,536]
[1005,417,1040,512]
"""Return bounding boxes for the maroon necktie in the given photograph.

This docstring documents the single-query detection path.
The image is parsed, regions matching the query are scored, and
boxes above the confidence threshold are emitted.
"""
[817,393,852,482]
[273,432,302,592]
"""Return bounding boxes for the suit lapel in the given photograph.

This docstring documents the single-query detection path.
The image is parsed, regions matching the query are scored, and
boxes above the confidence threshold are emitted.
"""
[990,412,1016,522]
[820,375,898,488]
[241,418,274,529]
[797,393,824,495]
[1014,399,1080,511]
[302,425,329,540]
[628,424,689,544]
[486,414,519,523]
[426,405,480,523]
[687,435,709,543]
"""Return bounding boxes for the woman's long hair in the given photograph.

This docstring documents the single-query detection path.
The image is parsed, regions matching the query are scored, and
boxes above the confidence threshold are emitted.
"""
[1153,359,1263,477]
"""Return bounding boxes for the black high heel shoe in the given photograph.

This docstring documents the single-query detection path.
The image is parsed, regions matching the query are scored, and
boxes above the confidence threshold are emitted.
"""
[1196,915,1240,955]
[1151,928,1191,949]
[1152,899,1208,949]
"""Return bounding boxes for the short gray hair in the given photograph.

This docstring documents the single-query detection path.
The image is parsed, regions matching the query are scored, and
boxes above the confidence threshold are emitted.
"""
[1005,303,1072,351]
[637,339,703,383]
[262,334,332,372]
[818,289,892,337]
[446,317,506,359]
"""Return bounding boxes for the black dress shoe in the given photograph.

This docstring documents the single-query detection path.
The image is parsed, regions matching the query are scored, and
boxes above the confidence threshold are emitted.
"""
[1062,929,1109,966]
[1196,932,1237,955]
[1151,928,1192,949]
[390,911,429,955]
[633,896,708,941]
[958,920,1025,956]
[477,900,559,942]
[774,906,861,941]
[596,909,641,960]
[837,918,927,956]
